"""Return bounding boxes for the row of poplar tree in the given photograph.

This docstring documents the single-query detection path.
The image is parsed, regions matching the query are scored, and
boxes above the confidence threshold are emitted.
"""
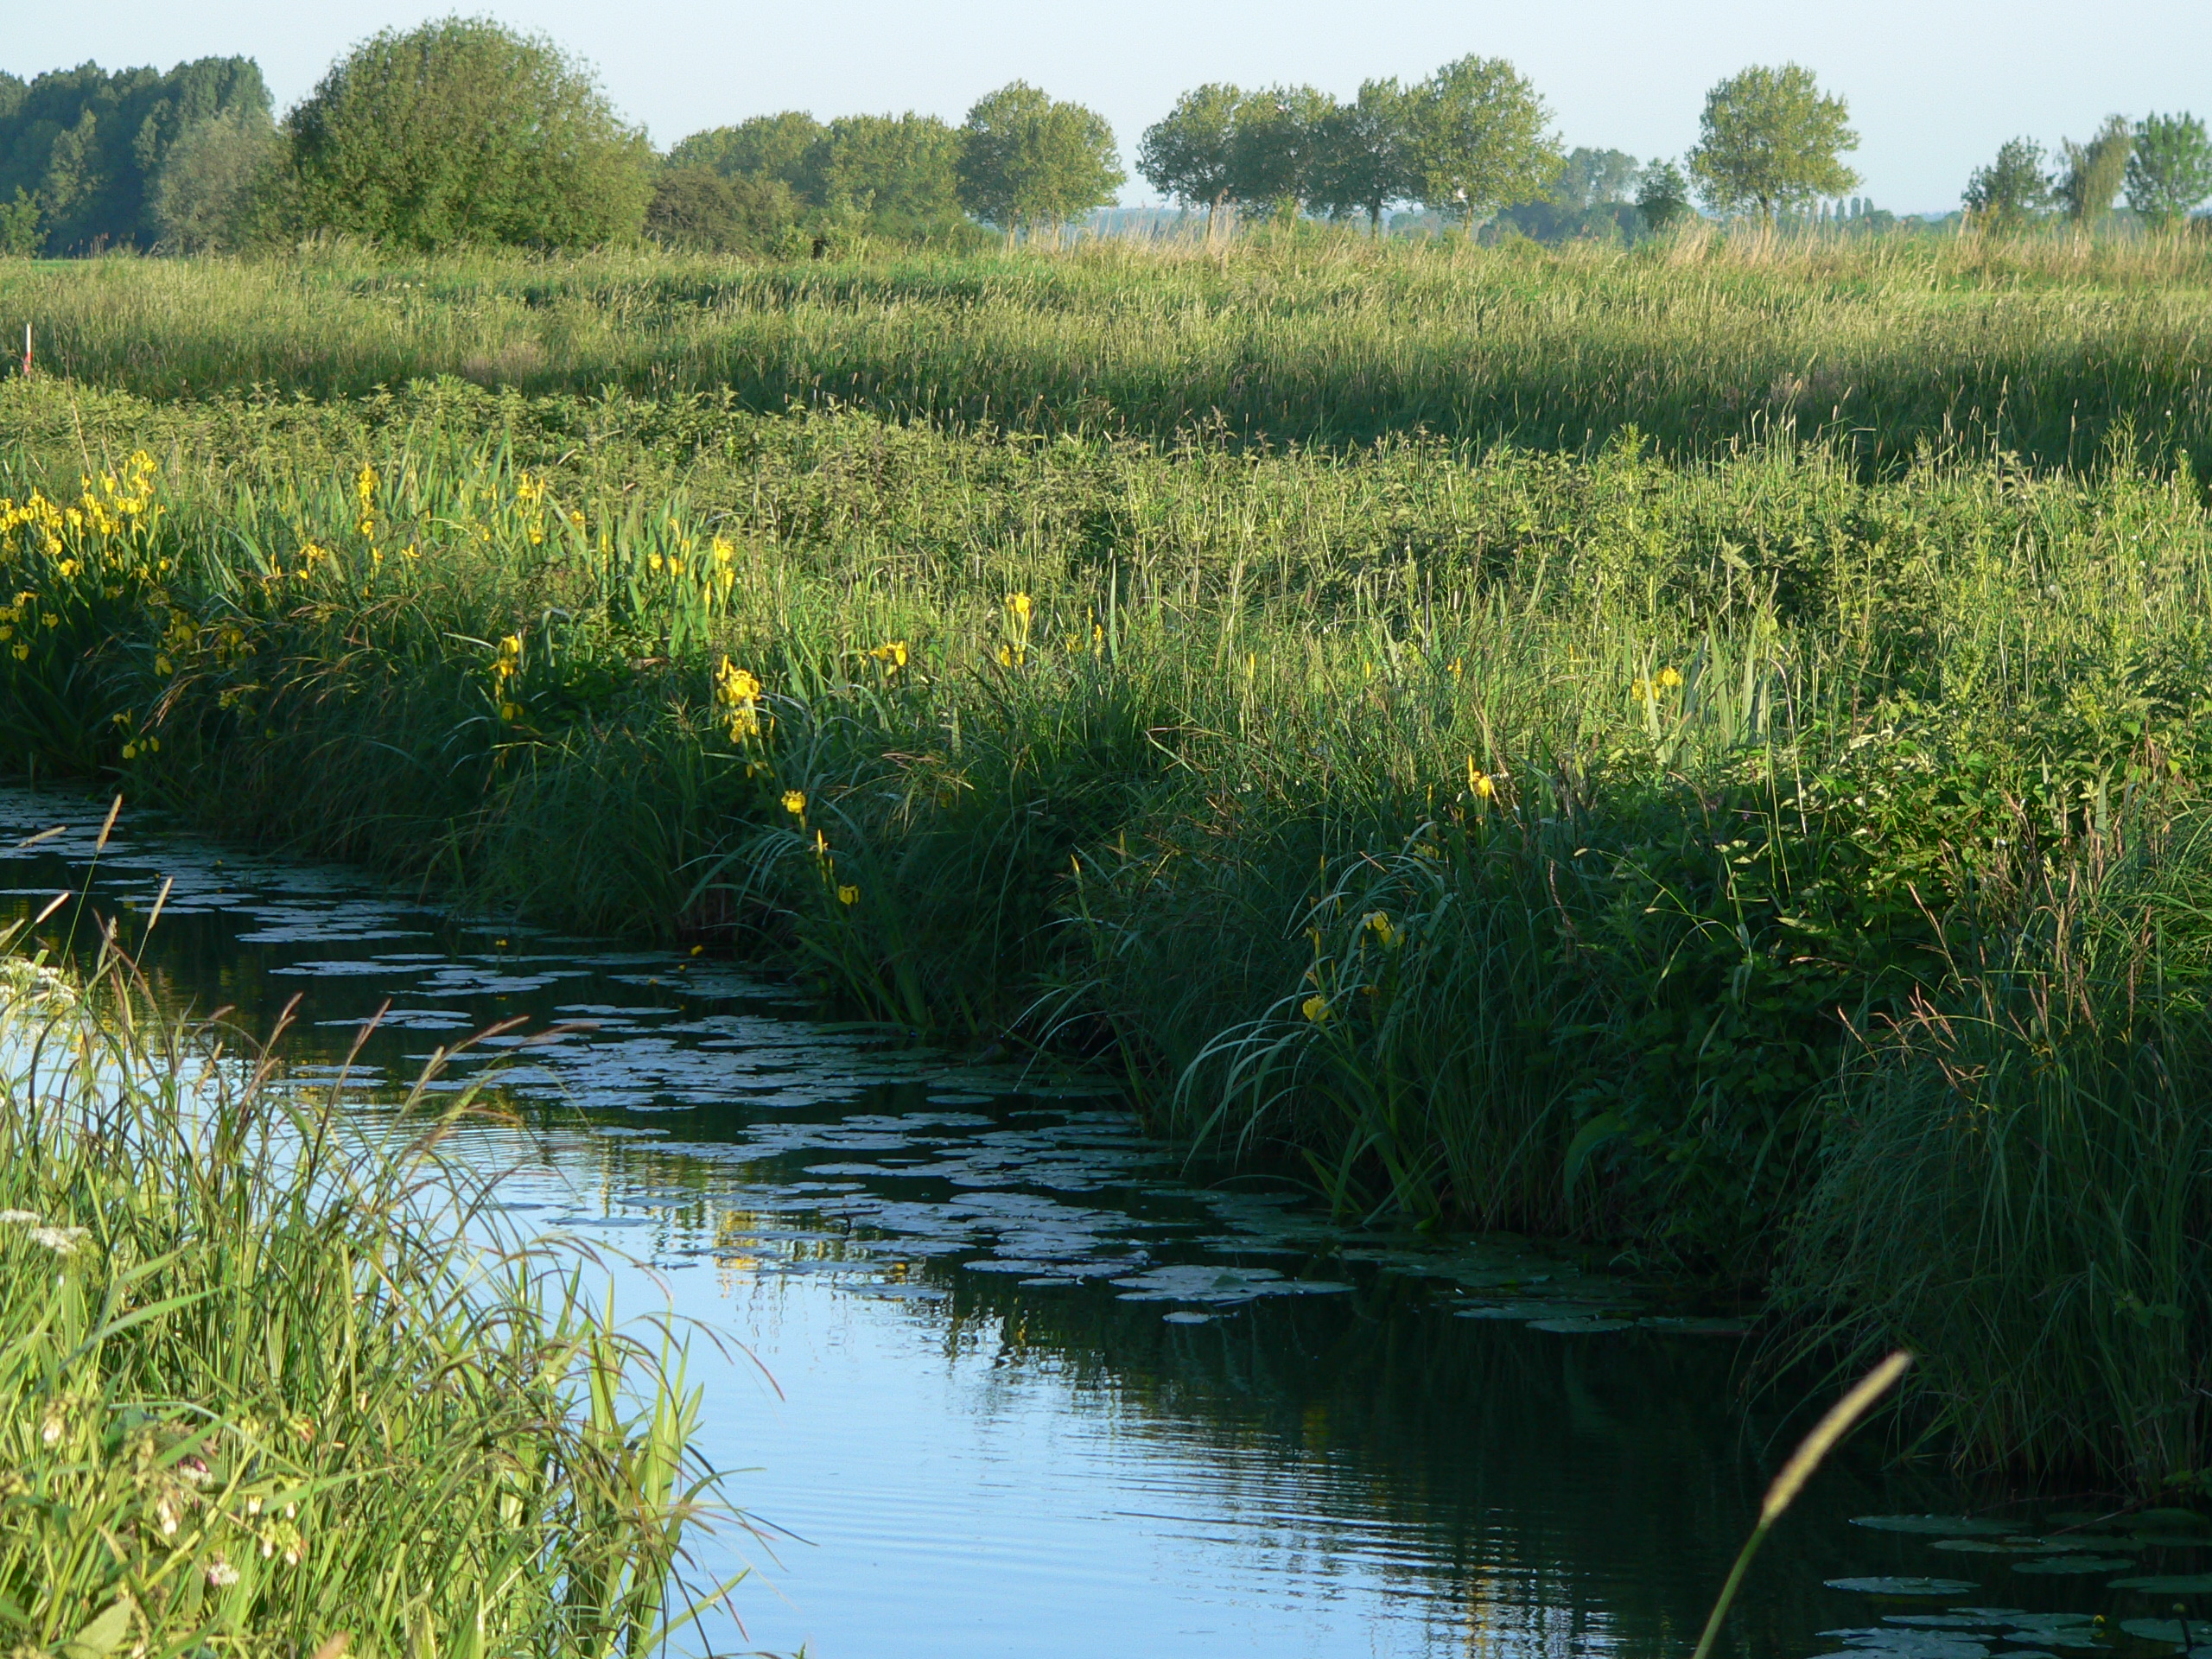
[1,20,2207,257]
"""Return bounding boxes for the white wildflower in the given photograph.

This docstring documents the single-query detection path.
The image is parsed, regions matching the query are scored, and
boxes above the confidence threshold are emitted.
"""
[0,1209,40,1224]
[27,1226,87,1255]
[205,1557,238,1587]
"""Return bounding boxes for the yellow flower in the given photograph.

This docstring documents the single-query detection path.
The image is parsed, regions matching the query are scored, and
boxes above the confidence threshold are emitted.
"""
[1007,592,1032,624]
[1476,773,1495,799]
[1363,911,1400,948]
[837,884,859,906]
[570,510,587,530]
[16,643,32,660]
[870,639,908,671]
[997,645,1013,667]
[782,790,806,817]
[1301,994,1331,1023]
[1657,665,1682,690]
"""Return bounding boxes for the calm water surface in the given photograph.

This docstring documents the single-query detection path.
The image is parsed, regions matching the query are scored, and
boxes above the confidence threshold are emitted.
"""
[4,786,2183,1659]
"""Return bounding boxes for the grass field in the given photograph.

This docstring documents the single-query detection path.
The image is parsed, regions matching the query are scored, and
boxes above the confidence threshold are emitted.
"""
[3,232,2211,1485]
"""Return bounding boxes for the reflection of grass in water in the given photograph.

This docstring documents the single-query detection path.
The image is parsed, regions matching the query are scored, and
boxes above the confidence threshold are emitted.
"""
[0,926,736,1655]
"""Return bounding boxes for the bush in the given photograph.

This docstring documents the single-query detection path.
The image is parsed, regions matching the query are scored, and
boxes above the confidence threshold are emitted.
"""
[154,104,285,253]
[285,17,653,251]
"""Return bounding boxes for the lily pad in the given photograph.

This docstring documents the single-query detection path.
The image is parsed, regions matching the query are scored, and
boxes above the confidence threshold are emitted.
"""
[1160,1310,1216,1325]
[1930,1540,2040,1554]
[1825,1632,1992,1657]
[1886,1615,2019,1630]
[1853,1516,2023,1537]
[2011,1555,2134,1574]
[1995,1615,2094,1633]
[2108,1573,2212,1592]
[2133,1535,2212,1551]
[1828,1579,1981,1599]
[1527,1317,1637,1333]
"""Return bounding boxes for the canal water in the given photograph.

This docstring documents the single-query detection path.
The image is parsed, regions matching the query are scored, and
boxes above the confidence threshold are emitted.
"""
[3,785,2195,1659]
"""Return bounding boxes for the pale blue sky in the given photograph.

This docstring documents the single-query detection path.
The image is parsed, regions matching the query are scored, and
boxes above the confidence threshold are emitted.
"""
[7,1,2208,213]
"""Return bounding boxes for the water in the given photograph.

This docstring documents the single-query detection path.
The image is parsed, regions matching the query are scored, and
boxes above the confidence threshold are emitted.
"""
[2,785,2190,1659]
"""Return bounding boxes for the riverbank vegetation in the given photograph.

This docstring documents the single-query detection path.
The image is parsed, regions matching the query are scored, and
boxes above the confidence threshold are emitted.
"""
[0,917,728,1651]
[0,237,2209,1487]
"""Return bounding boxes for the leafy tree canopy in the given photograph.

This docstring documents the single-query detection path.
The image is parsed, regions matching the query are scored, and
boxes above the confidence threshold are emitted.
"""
[1636,158,1692,235]
[1136,84,1244,219]
[1310,79,1418,235]
[2126,112,2212,228]
[1688,63,1858,219]
[154,101,283,252]
[1408,55,1560,235]
[1963,137,2052,230]
[2058,115,2132,222]
[1229,85,1338,216]
[286,16,653,251]
[804,113,963,226]
[0,57,267,251]
[668,112,823,193]
[957,81,1123,245]
[645,165,798,253]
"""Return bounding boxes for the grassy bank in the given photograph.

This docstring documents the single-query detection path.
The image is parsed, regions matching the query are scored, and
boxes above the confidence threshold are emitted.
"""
[0,230,2208,467]
[0,913,727,1653]
[3,236,2211,1485]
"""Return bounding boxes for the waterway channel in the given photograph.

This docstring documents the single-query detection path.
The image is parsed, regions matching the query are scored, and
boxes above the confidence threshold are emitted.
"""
[5,785,2197,1659]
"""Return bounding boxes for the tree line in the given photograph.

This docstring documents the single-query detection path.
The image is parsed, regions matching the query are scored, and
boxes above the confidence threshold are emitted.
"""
[0,17,2204,259]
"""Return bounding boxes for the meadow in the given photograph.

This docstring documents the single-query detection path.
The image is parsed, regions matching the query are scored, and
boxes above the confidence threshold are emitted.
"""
[3,229,2211,1488]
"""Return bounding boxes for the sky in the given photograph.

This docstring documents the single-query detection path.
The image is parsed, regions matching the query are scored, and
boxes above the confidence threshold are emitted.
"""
[5,1,2209,215]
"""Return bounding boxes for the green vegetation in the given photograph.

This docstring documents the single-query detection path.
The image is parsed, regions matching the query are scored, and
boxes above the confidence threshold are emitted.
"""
[1,234,2210,1489]
[0,58,270,254]
[1688,63,1859,221]
[0,918,726,1650]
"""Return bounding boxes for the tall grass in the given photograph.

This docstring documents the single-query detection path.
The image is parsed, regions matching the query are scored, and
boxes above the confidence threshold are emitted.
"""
[0,909,733,1653]
[1,235,2209,1481]
[0,232,2207,467]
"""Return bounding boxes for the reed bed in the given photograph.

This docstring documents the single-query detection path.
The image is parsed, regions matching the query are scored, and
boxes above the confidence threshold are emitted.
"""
[2,233,2210,1484]
[0,904,732,1655]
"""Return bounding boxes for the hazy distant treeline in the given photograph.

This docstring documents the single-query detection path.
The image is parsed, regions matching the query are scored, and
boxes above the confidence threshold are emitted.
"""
[0,17,2204,259]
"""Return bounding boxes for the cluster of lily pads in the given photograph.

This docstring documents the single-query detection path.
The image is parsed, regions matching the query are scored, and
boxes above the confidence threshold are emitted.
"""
[1815,1511,2212,1659]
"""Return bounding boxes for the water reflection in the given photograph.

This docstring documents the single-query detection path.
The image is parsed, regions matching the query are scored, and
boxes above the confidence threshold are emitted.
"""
[0,785,2056,1659]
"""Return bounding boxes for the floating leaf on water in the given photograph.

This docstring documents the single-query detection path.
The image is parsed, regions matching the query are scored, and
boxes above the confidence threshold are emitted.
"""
[1853,1517,2022,1537]
[1827,1579,1981,1598]
[1160,1310,1215,1325]
[1885,1614,2020,1629]
[1822,1630,1993,1657]
[1930,1541,2039,1554]
[1528,1317,1637,1334]
[1994,1614,2094,1632]
[2010,1555,2133,1574]
[2107,1573,2212,1592]
[2137,1535,2212,1550]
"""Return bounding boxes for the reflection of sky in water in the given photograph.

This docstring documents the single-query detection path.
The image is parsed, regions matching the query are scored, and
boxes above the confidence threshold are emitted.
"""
[6,786,2165,1659]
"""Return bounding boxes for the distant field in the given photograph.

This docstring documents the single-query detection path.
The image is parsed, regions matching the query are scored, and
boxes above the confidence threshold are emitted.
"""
[3,237,2211,1484]
[1,231,2209,467]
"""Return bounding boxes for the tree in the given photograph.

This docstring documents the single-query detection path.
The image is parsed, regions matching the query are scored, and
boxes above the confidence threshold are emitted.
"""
[1408,55,1560,237]
[1229,84,1338,220]
[0,190,38,257]
[1311,78,1417,236]
[286,19,653,251]
[1137,84,1244,237]
[669,112,823,193]
[1961,137,2052,232]
[1687,63,1858,220]
[0,57,268,252]
[805,113,963,229]
[2126,112,2212,229]
[957,81,1123,248]
[2056,115,2132,224]
[1635,157,1691,236]
[154,102,283,251]
[645,165,798,252]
